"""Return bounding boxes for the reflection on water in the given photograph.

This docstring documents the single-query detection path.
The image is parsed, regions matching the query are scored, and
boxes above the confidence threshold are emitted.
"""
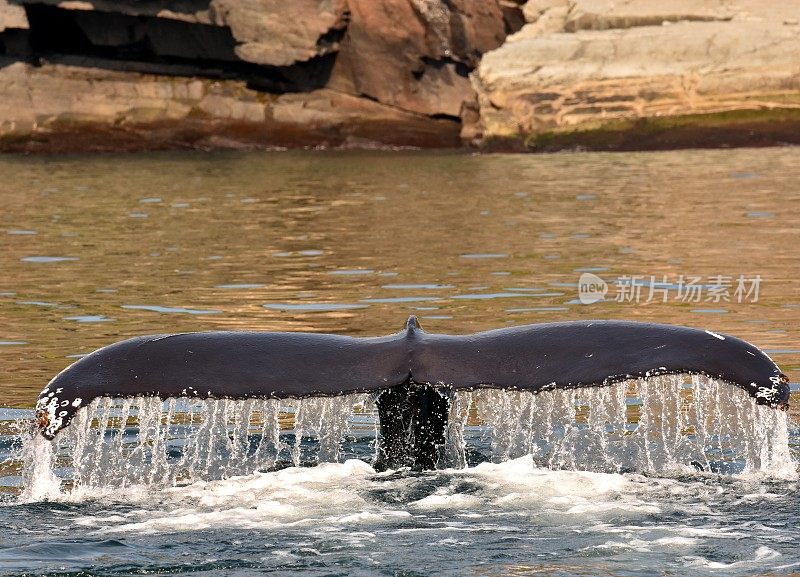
[0,148,799,410]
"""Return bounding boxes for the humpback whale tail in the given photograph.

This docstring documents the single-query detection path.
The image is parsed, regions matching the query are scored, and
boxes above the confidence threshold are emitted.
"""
[34,316,790,474]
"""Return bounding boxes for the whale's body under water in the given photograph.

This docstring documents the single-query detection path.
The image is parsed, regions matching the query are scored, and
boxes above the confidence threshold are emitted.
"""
[2,374,798,576]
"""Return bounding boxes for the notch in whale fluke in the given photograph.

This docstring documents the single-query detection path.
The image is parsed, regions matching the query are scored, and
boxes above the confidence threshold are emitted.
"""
[34,319,790,443]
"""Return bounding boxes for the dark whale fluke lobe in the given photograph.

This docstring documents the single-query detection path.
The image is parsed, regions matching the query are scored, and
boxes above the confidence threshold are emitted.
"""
[35,318,790,461]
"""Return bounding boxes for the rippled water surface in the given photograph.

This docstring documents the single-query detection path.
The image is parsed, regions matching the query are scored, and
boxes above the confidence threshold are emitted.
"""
[1,148,800,576]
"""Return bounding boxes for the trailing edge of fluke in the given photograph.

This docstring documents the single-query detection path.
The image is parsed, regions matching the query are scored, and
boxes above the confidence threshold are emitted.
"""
[35,316,790,441]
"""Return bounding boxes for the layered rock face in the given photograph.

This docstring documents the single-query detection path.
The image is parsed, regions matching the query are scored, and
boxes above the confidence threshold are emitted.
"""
[472,0,800,149]
[0,0,523,151]
[3,0,800,152]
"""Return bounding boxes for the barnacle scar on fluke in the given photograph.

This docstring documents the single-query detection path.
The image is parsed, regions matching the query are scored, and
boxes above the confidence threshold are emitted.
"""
[34,316,790,471]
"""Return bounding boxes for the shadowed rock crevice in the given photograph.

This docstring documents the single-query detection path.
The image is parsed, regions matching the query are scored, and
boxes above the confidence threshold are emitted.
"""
[414,56,471,81]
[21,4,336,92]
[24,4,238,63]
[0,27,27,57]
[0,0,28,57]
[500,0,526,31]
[315,14,349,52]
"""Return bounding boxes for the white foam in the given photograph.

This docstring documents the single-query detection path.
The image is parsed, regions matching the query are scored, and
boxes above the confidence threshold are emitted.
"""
[684,545,782,568]
[89,460,387,534]
[464,455,629,499]
[410,493,482,510]
[652,536,699,546]
[47,457,646,535]
[11,450,778,577]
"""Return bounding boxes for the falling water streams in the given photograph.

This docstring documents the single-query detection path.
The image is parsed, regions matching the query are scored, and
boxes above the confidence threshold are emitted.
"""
[17,374,794,502]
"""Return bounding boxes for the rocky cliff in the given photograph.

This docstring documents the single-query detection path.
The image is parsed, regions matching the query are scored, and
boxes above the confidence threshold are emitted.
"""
[472,0,800,150]
[1,0,800,152]
[0,0,523,151]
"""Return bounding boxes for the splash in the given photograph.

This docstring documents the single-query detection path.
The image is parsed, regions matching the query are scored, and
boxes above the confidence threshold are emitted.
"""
[16,374,796,496]
[19,428,61,501]
[458,375,794,477]
[32,394,377,494]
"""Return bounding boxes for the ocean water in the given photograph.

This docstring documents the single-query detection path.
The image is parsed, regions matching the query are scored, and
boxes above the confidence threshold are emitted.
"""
[6,457,800,576]
[1,148,800,575]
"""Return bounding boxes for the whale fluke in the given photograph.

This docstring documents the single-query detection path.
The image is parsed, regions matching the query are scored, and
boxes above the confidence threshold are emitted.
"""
[35,318,790,469]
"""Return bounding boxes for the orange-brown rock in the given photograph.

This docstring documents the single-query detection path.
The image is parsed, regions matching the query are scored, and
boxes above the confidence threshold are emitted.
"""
[0,62,460,152]
[328,0,511,118]
[473,0,800,147]
[0,0,520,150]
[0,0,26,31]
